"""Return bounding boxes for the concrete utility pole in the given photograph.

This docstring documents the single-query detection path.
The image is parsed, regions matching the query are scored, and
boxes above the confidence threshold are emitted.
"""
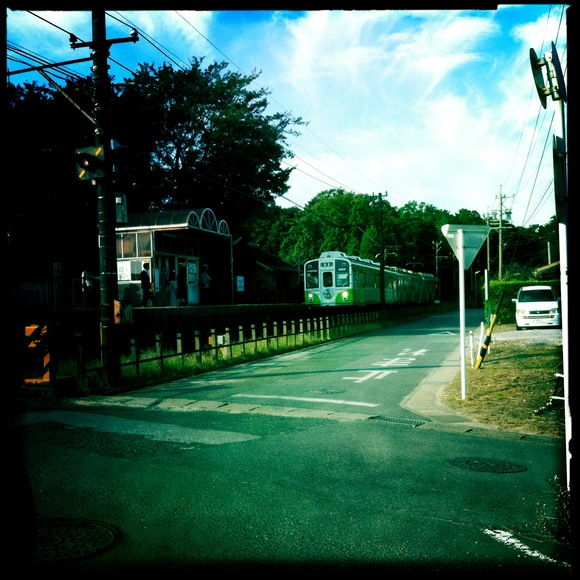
[432,240,442,303]
[92,12,118,383]
[486,187,512,281]
[72,11,138,385]
[530,40,570,490]
[378,192,385,306]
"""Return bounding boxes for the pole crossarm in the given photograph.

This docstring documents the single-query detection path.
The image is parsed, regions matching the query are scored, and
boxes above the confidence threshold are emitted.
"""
[7,56,93,76]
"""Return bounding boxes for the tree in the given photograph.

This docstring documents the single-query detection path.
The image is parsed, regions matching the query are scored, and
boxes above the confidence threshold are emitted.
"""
[6,79,98,282]
[6,59,305,284]
[113,59,305,227]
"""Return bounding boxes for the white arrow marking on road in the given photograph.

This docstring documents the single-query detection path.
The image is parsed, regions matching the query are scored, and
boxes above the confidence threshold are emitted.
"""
[373,358,416,367]
[342,370,398,383]
[398,348,429,356]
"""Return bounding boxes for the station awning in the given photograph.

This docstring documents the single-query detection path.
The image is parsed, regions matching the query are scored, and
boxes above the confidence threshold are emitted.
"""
[116,208,230,236]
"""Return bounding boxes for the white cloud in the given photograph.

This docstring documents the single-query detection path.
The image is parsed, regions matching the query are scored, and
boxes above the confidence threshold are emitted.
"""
[7,6,568,226]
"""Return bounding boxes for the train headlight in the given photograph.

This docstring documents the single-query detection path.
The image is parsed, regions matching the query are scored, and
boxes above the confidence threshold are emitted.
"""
[307,293,314,302]
[341,291,349,301]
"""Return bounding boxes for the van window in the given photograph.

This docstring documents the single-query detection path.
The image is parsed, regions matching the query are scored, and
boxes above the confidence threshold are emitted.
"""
[519,288,555,303]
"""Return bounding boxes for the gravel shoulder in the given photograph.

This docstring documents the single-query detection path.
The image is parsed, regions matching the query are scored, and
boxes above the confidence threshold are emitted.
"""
[490,325,563,346]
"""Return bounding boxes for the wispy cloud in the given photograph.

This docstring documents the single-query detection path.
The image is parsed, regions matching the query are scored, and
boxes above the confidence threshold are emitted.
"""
[7,6,568,226]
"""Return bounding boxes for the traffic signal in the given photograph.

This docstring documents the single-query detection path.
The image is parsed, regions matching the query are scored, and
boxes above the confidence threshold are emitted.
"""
[75,145,105,181]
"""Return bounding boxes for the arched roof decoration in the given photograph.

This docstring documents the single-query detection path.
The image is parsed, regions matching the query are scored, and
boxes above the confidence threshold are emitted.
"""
[116,208,230,237]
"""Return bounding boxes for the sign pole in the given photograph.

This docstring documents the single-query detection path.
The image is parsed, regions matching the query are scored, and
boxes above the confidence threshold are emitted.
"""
[441,224,491,401]
[458,229,467,399]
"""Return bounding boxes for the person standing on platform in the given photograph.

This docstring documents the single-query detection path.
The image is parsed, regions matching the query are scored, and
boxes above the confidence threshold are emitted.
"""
[140,262,153,306]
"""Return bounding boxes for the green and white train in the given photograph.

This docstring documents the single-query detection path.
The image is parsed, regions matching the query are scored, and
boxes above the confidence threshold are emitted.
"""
[304,251,437,307]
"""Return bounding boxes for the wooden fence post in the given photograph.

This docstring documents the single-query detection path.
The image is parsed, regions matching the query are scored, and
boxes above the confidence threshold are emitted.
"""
[224,327,232,359]
[131,338,139,377]
[75,333,88,392]
[251,323,257,353]
[194,330,202,364]
[176,332,183,368]
[239,325,245,356]
[211,328,219,362]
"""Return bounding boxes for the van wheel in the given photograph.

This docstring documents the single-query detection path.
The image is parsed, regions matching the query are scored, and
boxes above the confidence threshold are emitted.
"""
[516,325,522,331]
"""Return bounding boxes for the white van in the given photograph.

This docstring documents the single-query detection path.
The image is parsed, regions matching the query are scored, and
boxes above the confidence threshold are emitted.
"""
[512,285,561,330]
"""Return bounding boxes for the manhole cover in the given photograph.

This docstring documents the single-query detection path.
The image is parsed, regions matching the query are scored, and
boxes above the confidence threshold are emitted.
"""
[449,457,528,473]
[34,518,122,564]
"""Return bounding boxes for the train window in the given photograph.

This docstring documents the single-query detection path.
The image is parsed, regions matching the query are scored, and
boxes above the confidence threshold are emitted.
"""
[306,272,319,288]
[322,271,333,287]
[305,262,319,289]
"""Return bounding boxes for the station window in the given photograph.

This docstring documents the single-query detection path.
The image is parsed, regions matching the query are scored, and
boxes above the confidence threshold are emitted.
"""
[138,232,152,256]
[117,233,137,258]
[116,232,152,258]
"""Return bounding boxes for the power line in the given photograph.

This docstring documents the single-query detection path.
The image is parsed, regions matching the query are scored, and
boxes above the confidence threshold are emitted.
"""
[173,10,383,203]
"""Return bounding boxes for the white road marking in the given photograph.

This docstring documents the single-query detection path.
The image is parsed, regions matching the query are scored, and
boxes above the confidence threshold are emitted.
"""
[342,370,398,383]
[483,528,570,568]
[230,394,379,407]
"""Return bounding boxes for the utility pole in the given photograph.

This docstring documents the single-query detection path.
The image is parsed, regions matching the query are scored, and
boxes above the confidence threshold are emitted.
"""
[378,192,385,306]
[530,40,570,490]
[93,12,118,383]
[72,11,138,385]
[486,186,512,281]
[432,240,442,303]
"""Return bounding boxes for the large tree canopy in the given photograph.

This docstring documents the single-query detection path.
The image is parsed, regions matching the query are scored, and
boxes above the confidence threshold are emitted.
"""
[113,58,305,226]
[6,58,305,279]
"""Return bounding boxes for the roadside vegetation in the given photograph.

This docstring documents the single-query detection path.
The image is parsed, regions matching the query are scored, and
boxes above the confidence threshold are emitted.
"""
[440,324,565,438]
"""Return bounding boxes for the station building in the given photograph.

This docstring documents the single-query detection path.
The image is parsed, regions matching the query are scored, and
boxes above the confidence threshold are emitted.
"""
[115,208,232,307]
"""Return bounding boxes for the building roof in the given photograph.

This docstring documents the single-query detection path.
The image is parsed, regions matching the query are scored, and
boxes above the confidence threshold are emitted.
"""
[116,208,230,236]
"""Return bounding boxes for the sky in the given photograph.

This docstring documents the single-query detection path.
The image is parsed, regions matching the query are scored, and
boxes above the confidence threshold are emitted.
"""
[6,6,569,227]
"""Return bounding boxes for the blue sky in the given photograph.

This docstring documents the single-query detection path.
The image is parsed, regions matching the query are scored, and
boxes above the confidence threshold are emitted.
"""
[7,6,569,227]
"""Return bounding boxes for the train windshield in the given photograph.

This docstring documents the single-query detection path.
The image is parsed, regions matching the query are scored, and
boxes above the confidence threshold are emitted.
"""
[335,259,350,287]
[305,262,319,289]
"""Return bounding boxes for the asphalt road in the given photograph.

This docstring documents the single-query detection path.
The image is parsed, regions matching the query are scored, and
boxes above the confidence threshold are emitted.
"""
[9,309,572,576]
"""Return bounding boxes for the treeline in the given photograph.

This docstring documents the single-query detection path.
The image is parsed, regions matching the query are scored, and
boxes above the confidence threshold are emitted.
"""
[5,58,558,289]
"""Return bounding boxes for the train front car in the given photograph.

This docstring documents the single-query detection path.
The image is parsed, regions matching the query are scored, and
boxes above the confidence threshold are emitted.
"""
[304,251,356,306]
[304,250,436,308]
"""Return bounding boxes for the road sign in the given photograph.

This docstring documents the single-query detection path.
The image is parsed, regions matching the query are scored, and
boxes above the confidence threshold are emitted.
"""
[441,224,490,270]
[441,224,491,400]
